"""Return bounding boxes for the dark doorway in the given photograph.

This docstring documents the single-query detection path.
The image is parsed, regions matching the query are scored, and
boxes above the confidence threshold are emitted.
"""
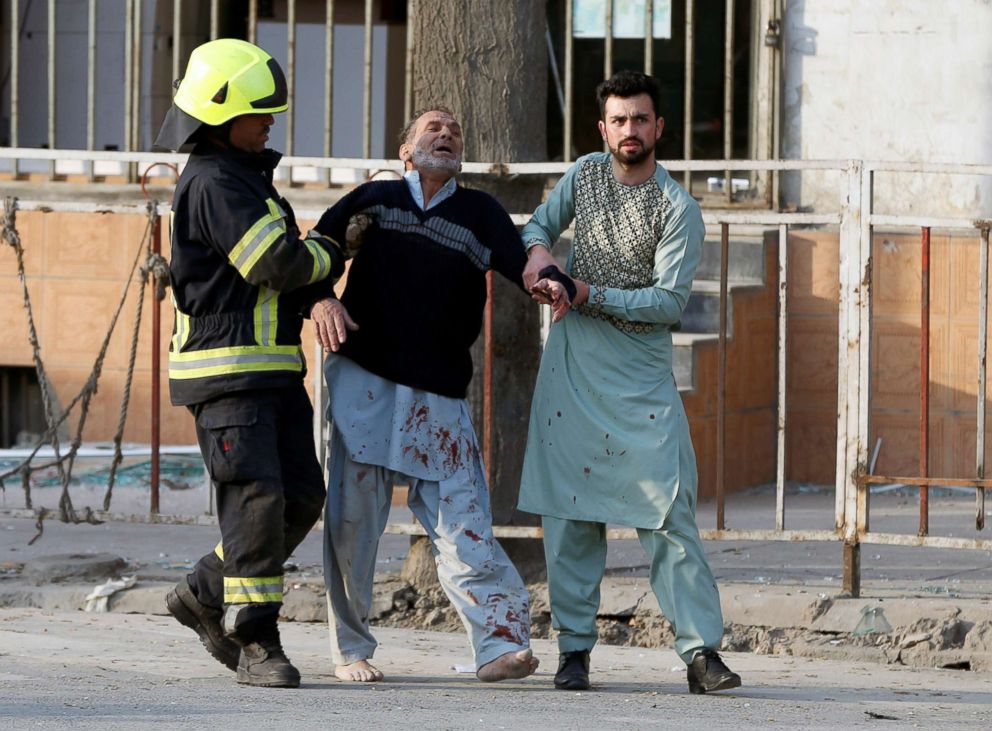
[0,366,46,448]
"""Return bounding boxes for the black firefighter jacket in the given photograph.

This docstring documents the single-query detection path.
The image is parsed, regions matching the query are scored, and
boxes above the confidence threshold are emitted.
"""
[168,142,344,406]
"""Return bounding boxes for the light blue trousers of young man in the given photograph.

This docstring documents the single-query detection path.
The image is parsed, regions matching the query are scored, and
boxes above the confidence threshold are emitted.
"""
[542,482,725,664]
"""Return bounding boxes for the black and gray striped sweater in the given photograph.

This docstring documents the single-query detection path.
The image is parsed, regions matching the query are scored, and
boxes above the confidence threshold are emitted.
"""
[315,180,527,398]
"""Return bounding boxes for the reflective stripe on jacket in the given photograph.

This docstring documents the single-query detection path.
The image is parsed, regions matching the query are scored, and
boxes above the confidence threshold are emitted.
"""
[168,143,344,405]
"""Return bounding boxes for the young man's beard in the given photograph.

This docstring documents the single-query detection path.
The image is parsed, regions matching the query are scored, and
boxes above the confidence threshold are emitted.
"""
[612,138,655,166]
[412,145,461,173]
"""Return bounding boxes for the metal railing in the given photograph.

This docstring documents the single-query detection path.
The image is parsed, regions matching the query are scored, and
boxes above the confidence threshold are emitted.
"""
[4,0,770,199]
[1,151,990,597]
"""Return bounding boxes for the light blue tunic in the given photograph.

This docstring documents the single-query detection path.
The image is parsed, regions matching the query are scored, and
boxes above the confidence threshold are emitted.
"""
[518,153,704,530]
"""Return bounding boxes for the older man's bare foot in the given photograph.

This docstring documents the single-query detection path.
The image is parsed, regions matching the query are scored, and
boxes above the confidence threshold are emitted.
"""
[335,659,384,682]
[476,648,539,682]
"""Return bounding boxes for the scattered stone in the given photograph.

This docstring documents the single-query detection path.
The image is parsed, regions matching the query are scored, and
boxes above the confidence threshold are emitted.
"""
[899,632,931,649]
[424,608,443,625]
[401,537,441,593]
[0,560,23,575]
[371,577,412,619]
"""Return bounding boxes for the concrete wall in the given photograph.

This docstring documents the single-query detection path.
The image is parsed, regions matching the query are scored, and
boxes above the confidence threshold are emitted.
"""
[781,0,992,214]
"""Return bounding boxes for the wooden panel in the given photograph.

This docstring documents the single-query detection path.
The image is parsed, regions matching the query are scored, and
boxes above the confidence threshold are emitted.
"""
[0,210,45,277]
[41,280,129,369]
[787,232,839,315]
[44,213,136,280]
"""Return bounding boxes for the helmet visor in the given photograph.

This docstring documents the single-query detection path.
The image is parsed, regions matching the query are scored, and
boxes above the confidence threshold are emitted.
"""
[249,58,288,111]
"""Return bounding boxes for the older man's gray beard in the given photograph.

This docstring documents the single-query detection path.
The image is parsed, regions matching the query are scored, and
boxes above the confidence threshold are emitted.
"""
[412,145,461,173]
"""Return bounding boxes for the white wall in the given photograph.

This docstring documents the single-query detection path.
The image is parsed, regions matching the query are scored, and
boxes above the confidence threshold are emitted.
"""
[781,0,992,215]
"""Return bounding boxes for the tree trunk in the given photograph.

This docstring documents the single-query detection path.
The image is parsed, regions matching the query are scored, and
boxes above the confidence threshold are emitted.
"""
[404,1,549,586]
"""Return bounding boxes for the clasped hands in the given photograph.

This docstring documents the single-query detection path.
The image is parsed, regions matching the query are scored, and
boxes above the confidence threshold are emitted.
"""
[524,244,587,323]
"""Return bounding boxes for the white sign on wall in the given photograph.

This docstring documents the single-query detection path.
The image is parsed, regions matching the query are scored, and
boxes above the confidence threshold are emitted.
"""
[573,0,673,39]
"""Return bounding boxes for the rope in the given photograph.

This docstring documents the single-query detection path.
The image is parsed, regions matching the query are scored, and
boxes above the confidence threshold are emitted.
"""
[104,201,168,510]
[0,195,168,534]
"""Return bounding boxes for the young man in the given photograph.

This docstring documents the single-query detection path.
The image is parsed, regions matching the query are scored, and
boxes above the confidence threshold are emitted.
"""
[518,70,742,695]
[154,39,345,688]
[309,106,570,683]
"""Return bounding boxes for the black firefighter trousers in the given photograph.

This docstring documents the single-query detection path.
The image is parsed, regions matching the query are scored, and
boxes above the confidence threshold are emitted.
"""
[185,383,325,635]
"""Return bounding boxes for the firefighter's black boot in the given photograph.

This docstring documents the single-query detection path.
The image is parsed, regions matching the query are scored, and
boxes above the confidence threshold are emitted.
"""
[166,577,240,672]
[231,614,301,688]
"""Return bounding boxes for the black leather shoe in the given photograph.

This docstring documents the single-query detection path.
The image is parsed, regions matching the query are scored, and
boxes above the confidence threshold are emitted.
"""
[686,649,741,694]
[554,649,591,690]
[166,578,240,672]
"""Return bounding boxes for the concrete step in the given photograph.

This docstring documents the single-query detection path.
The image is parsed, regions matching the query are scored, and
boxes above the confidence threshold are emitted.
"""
[696,234,768,282]
[673,332,719,393]
[681,278,766,336]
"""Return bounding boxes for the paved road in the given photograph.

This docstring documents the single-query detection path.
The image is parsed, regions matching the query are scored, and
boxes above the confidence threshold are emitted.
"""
[1,609,990,730]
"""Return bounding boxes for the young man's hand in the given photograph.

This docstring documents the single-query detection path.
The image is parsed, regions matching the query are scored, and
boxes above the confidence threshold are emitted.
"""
[522,244,559,292]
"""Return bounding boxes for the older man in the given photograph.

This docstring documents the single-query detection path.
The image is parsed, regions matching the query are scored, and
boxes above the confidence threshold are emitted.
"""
[519,71,741,694]
[309,106,570,683]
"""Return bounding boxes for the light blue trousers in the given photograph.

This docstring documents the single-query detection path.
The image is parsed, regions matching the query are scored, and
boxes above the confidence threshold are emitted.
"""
[323,430,531,669]
[542,483,724,664]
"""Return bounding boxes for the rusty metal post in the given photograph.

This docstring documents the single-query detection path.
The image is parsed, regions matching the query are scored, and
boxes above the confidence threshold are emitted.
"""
[172,0,182,90]
[210,0,219,39]
[919,226,930,536]
[978,226,989,530]
[483,271,495,489]
[717,222,729,529]
[362,0,373,159]
[564,0,574,162]
[47,0,56,178]
[843,541,861,597]
[286,0,297,156]
[248,0,258,44]
[723,0,734,203]
[839,160,866,594]
[683,0,694,191]
[86,0,96,180]
[403,0,414,121]
[643,0,654,74]
[775,223,787,530]
[10,0,19,178]
[150,213,162,515]
[604,0,614,81]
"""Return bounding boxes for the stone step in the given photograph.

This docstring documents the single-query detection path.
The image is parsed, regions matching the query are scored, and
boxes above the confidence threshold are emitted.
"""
[681,278,766,335]
[696,234,768,282]
[673,332,719,393]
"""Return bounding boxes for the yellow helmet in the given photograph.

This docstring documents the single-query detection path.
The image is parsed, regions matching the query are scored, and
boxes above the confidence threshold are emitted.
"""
[154,38,288,152]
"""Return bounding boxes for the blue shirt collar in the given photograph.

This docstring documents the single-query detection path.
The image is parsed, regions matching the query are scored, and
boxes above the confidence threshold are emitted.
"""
[403,170,457,211]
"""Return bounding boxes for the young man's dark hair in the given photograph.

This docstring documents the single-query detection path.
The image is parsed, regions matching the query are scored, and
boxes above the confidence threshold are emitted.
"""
[595,70,663,120]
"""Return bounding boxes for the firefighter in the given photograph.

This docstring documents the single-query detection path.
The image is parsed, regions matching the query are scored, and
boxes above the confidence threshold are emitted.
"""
[154,38,345,688]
